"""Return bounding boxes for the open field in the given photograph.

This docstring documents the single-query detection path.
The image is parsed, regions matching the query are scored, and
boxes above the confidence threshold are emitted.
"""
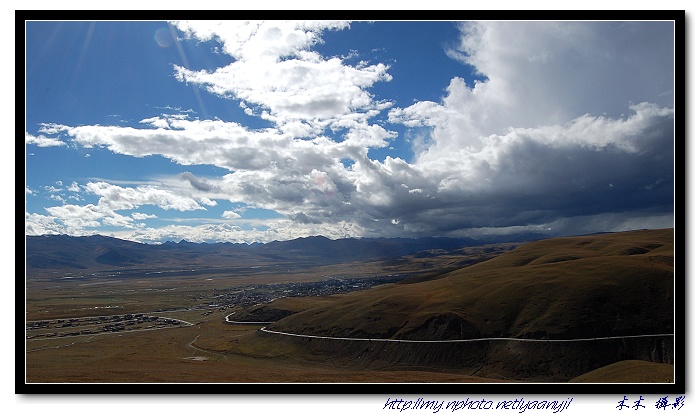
[26,315,517,383]
[26,244,519,383]
[24,230,676,384]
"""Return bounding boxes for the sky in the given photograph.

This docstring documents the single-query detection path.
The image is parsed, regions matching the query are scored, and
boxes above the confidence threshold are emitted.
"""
[24,19,677,244]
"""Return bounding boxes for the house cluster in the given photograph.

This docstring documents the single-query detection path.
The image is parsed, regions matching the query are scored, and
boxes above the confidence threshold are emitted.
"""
[26,313,183,339]
[188,274,412,312]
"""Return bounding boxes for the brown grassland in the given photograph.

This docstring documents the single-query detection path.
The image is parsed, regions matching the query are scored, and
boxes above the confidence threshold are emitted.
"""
[24,229,675,384]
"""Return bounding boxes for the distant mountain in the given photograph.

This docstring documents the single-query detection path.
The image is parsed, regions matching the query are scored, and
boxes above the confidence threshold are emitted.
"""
[24,233,517,278]
[25,234,145,271]
[256,235,483,263]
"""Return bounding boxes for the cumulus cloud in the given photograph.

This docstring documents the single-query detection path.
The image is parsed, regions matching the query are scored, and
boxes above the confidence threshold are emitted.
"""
[26,212,77,236]
[47,118,343,172]
[85,182,206,212]
[25,132,66,147]
[441,21,674,132]
[170,20,393,140]
[44,203,121,229]
[199,197,217,207]
[27,21,675,243]
[384,21,674,237]
[132,212,157,220]
[67,182,81,192]
[25,181,214,236]
[222,210,241,219]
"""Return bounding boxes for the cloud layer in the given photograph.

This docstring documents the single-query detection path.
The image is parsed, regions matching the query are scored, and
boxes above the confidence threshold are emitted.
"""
[26,21,675,243]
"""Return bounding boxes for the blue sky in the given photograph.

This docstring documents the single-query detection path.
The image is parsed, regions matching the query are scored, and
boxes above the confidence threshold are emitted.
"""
[24,20,676,244]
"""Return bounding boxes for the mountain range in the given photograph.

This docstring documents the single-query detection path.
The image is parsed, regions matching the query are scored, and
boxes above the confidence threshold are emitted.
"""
[24,233,545,278]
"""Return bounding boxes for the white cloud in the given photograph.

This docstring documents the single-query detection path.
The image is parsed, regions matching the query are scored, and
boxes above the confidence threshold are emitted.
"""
[132,212,157,220]
[26,181,214,236]
[25,132,66,147]
[442,21,674,133]
[67,182,81,192]
[174,20,349,61]
[44,203,112,230]
[199,197,217,207]
[170,21,393,139]
[26,212,74,236]
[38,123,72,135]
[52,119,301,172]
[85,182,206,212]
[116,217,366,244]
[222,210,241,219]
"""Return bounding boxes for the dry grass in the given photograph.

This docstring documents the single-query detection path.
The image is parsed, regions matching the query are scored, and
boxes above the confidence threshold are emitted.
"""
[568,360,674,383]
[24,229,675,383]
[265,229,675,382]
[25,315,512,383]
[273,229,674,341]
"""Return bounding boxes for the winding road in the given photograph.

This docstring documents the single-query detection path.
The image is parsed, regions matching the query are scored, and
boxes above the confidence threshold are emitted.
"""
[225,311,673,343]
[258,326,673,343]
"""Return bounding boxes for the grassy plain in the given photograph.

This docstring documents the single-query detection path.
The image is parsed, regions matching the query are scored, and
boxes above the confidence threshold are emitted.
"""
[26,245,518,383]
[25,293,512,383]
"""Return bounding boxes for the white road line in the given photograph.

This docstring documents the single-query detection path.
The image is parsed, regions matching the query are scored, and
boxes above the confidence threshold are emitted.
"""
[224,312,274,324]
[259,326,673,343]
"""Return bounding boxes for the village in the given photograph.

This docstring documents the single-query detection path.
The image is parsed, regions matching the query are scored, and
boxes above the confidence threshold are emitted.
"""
[187,273,411,312]
[26,273,411,340]
[26,313,188,339]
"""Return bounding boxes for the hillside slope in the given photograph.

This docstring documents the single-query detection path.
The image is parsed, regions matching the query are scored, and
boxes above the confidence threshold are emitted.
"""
[265,229,675,380]
[568,360,674,383]
[271,228,674,340]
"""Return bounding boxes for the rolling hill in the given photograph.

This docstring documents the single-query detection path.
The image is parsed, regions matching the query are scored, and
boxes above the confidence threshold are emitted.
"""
[263,228,675,381]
